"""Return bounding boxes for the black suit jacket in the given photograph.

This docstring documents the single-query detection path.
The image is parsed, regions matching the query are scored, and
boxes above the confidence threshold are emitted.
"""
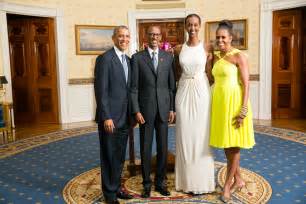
[130,49,176,123]
[94,48,132,128]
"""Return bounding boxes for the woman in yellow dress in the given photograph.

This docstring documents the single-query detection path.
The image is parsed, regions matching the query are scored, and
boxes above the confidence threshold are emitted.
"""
[209,20,255,202]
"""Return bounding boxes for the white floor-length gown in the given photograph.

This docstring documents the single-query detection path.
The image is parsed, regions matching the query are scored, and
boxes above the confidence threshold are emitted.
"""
[175,42,215,193]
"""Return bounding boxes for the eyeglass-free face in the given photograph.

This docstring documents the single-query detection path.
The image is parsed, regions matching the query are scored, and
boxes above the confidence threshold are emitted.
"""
[185,16,201,39]
[112,28,130,52]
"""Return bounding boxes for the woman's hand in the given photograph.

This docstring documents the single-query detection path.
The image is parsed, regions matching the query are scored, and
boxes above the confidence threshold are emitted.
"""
[233,106,247,128]
[233,115,244,128]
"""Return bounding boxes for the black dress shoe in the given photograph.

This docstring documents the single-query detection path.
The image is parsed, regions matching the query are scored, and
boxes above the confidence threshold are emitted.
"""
[155,186,170,196]
[105,199,120,204]
[141,188,151,198]
[116,190,133,199]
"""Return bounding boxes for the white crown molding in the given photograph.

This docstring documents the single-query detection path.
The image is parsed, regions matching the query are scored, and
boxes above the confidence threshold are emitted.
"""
[0,2,59,16]
[0,2,69,123]
[261,0,306,11]
[259,0,306,119]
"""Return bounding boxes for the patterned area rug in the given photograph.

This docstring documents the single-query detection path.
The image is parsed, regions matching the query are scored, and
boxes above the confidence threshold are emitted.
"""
[63,162,271,204]
[0,125,305,204]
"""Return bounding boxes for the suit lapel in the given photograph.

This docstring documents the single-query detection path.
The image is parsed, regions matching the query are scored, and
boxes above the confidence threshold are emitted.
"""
[110,48,127,86]
[126,57,132,87]
[156,50,166,77]
[143,49,157,76]
[157,50,164,72]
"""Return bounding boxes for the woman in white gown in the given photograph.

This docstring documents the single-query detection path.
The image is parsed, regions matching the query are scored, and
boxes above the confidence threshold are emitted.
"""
[174,14,215,194]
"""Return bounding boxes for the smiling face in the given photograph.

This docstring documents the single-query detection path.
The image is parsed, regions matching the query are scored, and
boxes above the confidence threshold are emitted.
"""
[147,26,161,50]
[112,27,130,52]
[216,28,232,52]
[185,16,201,39]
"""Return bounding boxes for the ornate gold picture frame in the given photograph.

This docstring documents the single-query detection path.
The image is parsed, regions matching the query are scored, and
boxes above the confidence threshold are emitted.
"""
[75,25,115,55]
[205,19,248,50]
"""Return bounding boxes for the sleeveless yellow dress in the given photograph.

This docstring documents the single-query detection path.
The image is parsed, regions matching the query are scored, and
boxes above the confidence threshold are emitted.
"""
[209,49,255,149]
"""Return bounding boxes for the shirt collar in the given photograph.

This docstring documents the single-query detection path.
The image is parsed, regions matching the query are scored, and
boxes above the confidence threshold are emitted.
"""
[147,47,159,57]
[114,46,125,62]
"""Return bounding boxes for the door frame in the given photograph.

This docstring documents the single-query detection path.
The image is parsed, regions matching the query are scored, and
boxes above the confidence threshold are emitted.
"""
[0,2,69,123]
[128,9,193,55]
[259,0,306,119]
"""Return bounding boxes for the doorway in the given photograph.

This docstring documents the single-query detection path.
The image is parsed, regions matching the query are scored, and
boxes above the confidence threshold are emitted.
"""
[272,7,306,119]
[7,14,59,125]
[137,19,185,51]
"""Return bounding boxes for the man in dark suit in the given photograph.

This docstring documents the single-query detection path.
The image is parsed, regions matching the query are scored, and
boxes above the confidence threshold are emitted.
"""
[130,25,176,198]
[94,25,133,204]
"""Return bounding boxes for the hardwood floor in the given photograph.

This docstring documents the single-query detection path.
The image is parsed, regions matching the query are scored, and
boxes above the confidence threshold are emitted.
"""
[0,119,305,145]
[0,121,95,145]
[254,119,306,132]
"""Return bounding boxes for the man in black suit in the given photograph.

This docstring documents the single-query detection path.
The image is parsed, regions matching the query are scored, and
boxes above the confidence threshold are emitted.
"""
[94,25,133,204]
[130,25,176,198]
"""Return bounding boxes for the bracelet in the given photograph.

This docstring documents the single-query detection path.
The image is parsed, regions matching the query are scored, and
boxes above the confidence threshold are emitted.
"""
[239,105,248,119]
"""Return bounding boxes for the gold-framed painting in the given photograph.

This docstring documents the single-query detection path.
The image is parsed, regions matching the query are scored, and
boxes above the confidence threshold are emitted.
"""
[205,19,248,50]
[75,25,115,55]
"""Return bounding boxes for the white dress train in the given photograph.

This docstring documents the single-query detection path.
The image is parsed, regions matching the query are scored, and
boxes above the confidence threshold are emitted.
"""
[175,42,215,193]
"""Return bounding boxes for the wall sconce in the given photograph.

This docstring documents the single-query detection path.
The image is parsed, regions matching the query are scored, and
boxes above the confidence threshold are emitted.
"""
[0,76,8,103]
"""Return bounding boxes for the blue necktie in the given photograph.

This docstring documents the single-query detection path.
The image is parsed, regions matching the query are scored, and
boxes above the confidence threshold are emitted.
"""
[152,51,158,71]
[121,54,128,83]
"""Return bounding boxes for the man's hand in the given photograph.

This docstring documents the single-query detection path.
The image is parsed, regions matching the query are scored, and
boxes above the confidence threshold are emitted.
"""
[168,111,175,124]
[135,112,145,124]
[104,119,115,133]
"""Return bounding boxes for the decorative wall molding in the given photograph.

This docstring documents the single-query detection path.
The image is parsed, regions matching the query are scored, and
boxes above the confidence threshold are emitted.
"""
[250,74,259,81]
[250,81,259,119]
[0,2,69,123]
[68,75,259,86]
[259,0,306,119]
[69,78,94,85]
[68,85,95,122]
[136,2,185,9]
[261,0,306,11]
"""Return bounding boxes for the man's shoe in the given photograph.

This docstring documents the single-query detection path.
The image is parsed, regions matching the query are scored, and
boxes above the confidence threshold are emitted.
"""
[116,190,133,199]
[141,188,151,198]
[155,186,170,196]
[105,199,120,204]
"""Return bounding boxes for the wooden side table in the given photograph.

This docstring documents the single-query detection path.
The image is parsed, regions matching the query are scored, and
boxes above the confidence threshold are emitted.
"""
[0,102,13,143]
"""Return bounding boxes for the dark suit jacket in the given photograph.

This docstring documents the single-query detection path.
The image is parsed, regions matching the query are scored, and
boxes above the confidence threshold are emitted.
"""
[130,49,176,123]
[94,48,132,128]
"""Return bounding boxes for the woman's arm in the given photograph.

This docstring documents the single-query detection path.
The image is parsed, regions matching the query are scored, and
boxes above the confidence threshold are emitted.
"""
[233,52,250,128]
[236,52,249,108]
[173,45,183,81]
[204,43,214,85]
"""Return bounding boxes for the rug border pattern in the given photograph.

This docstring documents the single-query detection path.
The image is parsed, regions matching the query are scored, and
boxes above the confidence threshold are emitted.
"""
[0,125,305,159]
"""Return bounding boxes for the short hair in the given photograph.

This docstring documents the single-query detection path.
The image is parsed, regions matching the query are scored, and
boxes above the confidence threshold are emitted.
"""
[147,25,161,34]
[184,13,201,25]
[217,20,233,36]
[113,25,129,36]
